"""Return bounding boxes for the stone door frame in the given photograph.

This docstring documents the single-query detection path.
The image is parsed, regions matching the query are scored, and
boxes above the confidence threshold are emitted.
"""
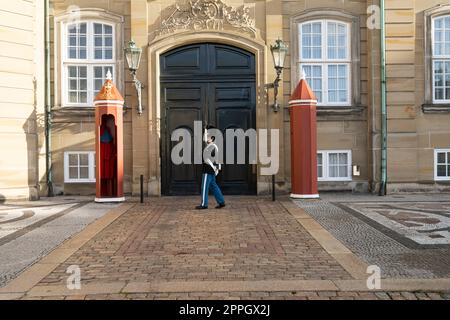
[147,30,268,196]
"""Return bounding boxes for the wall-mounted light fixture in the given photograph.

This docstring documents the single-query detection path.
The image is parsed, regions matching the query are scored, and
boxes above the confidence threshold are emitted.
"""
[124,40,144,115]
[267,39,288,112]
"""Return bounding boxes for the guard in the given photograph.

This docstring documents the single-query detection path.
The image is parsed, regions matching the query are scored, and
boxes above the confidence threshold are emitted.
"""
[196,126,226,210]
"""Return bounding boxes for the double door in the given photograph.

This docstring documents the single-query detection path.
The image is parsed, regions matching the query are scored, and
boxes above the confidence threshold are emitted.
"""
[160,43,257,196]
[161,81,256,195]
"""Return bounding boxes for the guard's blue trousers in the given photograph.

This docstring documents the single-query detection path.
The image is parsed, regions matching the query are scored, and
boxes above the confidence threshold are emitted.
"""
[201,173,225,208]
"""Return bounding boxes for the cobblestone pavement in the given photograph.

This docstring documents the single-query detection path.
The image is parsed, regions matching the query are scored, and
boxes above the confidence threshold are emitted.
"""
[35,197,351,287]
[22,291,450,300]
[5,195,450,300]
[294,193,450,279]
[0,199,118,287]
[0,202,80,241]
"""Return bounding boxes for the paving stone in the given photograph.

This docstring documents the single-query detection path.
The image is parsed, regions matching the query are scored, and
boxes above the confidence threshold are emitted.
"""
[0,201,116,288]
[426,293,444,300]
[34,197,351,287]
[6,195,450,300]
[441,293,450,300]
[374,292,390,300]
[401,292,418,300]
[294,193,450,278]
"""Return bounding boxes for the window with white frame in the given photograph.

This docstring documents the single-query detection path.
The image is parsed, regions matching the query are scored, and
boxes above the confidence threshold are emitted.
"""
[434,149,450,181]
[432,15,450,103]
[63,21,115,106]
[298,20,351,106]
[64,152,96,183]
[317,150,352,181]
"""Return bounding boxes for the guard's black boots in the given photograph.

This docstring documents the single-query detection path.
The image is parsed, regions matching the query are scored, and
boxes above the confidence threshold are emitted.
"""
[215,203,226,209]
[195,205,208,210]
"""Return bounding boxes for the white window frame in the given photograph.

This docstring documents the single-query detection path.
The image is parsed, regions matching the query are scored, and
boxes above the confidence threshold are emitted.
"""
[317,152,324,179]
[61,20,116,107]
[432,15,450,104]
[434,149,450,181]
[318,150,352,182]
[298,19,352,106]
[64,152,96,183]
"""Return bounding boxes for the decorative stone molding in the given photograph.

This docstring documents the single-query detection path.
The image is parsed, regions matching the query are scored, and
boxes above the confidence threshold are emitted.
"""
[316,105,365,116]
[156,0,256,37]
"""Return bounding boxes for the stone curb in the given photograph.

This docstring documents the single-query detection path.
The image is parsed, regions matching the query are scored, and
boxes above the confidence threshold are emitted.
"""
[19,278,450,297]
[27,282,127,297]
[122,280,339,294]
[334,279,450,292]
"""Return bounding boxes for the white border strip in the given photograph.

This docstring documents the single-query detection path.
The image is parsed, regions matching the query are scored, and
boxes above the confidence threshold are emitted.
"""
[290,194,320,199]
[94,100,125,105]
[95,197,126,203]
[289,99,318,105]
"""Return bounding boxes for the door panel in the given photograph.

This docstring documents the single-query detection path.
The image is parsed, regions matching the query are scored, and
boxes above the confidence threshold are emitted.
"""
[161,44,207,77]
[161,83,205,195]
[209,44,255,76]
[161,43,256,196]
[209,82,256,195]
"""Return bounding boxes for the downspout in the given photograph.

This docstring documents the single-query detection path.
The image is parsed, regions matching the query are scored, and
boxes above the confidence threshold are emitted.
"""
[44,0,54,197]
[370,1,377,192]
[379,0,387,196]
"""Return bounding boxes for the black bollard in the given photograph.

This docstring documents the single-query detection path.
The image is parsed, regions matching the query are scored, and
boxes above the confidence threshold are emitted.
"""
[272,174,275,202]
[140,174,144,204]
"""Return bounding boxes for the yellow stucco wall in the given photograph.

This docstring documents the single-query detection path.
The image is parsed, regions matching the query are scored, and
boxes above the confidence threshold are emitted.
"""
[0,0,45,200]
[2,0,449,199]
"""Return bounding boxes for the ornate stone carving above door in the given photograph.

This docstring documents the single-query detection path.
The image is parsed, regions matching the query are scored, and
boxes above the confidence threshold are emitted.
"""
[155,0,256,37]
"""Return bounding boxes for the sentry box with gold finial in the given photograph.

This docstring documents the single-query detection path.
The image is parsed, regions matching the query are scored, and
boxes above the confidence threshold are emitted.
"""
[94,70,125,203]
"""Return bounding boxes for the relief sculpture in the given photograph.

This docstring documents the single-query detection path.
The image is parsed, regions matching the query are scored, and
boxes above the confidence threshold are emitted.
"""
[156,0,256,37]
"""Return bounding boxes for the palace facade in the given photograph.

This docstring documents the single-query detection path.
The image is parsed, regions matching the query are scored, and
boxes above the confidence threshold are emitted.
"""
[1,0,450,199]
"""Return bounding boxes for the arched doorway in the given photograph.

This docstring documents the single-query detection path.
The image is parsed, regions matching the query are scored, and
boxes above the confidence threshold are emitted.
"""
[160,43,257,196]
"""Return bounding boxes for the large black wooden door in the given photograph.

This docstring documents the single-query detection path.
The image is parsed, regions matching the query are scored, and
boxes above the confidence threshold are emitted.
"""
[161,43,256,196]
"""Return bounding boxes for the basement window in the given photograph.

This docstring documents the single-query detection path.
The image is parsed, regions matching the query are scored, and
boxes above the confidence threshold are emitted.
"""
[435,149,450,181]
[64,152,96,183]
[318,150,352,181]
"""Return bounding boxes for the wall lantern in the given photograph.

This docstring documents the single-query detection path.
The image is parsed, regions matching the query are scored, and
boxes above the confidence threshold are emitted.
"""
[124,40,144,115]
[268,39,288,112]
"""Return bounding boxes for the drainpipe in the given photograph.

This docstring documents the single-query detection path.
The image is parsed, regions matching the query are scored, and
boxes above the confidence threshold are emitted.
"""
[44,0,54,197]
[379,0,387,196]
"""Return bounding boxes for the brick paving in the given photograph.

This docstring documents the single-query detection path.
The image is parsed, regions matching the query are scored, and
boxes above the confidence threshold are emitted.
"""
[35,197,351,287]
[6,195,450,300]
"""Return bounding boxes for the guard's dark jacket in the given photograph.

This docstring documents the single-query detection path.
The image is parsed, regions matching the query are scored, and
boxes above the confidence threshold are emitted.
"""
[202,143,219,175]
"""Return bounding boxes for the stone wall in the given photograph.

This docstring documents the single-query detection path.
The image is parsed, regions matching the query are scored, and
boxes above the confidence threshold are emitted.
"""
[0,0,45,200]
[49,0,133,196]
[40,0,450,197]
[385,0,450,192]
[282,0,370,192]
